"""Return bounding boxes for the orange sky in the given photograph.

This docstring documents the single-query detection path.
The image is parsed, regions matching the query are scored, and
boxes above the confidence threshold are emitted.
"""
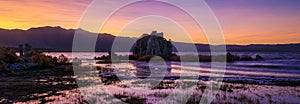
[0,0,299,45]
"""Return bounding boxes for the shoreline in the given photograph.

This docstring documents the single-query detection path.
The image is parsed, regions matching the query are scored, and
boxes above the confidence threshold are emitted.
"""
[1,67,300,103]
[0,68,79,103]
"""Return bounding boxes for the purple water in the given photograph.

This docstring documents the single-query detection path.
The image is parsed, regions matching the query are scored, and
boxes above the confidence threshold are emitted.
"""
[26,52,300,104]
[44,52,300,79]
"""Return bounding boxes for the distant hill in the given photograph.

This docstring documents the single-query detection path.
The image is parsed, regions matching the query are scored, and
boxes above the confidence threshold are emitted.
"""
[0,26,134,52]
[224,44,300,52]
[0,26,299,52]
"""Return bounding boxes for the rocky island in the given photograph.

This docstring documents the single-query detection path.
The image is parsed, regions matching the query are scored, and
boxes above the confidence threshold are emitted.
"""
[132,31,172,58]
[95,31,264,62]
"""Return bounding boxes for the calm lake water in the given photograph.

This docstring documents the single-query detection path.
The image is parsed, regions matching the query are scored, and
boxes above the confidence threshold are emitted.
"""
[44,52,300,79]
[32,52,300,103]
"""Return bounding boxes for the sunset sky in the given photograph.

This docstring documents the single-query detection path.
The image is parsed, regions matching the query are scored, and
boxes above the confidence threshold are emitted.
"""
[0,0,299,45]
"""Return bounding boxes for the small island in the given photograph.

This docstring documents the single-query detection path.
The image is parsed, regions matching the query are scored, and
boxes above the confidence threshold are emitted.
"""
[132,30,172,58]
[96,31,264,63]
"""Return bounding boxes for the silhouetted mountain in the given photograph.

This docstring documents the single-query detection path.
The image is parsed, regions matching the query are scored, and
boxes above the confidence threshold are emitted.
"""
[0,26,136,51]
[224,43,300,52]
[0,26,75,51]
[0,26,299,52]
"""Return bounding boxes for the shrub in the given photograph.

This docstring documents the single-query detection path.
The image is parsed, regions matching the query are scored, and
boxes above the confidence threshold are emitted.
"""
[0,47,22,64]
[28,50,55,67]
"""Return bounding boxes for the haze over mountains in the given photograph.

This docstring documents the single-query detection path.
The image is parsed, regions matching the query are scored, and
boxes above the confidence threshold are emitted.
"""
[0,26,299,52]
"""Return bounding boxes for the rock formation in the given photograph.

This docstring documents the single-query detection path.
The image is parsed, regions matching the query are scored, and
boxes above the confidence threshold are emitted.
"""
[1,44,66,70]
[25,43,33,53]
[19,44,24,56]
[132,31,172,58]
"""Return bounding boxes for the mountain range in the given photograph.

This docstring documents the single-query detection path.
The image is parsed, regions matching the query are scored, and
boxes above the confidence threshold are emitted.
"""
[0,26,299,52]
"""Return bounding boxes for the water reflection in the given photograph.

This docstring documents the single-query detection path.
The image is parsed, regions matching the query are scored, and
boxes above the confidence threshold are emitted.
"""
[97,61,174,86]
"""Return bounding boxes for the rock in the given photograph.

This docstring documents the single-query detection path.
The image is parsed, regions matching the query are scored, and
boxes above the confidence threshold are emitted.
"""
[171,53,178,56]
[198,55,212,62]
[58,54,69,64]
[24,43,33,53]
[227,52,240,62]
[169,56,180,61]
[132,31,172,58]
[19,44,24,56]
[129,55,139,60]
[25,62,39,69]
[241,55,253,61]
[7,63,25,70]
[137,55,155,61]
[255,54,264,60]
[227,89,233,92]
[7,62,38,70]
[94,56,101,60]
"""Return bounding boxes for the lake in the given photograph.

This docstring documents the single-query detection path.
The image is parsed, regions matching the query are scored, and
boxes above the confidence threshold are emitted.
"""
[45,52,300,79]
[33,51,300,103]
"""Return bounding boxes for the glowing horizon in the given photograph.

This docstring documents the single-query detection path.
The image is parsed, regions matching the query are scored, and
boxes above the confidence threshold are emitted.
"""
[0,0,300,45]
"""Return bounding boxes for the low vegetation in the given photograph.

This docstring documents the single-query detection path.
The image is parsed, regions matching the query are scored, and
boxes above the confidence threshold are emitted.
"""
[0,46,72,72]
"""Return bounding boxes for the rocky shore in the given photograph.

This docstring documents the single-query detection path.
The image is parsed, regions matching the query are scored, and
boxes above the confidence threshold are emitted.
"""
[1,61,299,103]
[0,68,80,103]
[0,46,81,103]
[1,44,298,103]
